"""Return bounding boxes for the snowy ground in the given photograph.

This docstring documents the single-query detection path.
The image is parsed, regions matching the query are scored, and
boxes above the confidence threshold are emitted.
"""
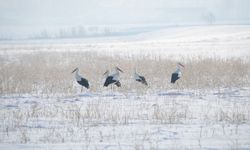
[1,25,250,60]
[0,25,250,149]
[0,88,250,149]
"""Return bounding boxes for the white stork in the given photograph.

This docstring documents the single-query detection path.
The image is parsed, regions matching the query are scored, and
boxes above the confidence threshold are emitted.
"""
[72,68,89,91]
[103,70,121,87]
[104,67,123,87]
[171,63,185,84]
[134,69,148,86]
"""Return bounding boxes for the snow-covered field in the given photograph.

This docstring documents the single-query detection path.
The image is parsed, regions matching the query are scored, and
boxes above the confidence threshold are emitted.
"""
[0,25,250,149]
[1,25,250,60]
[0,88,250,149]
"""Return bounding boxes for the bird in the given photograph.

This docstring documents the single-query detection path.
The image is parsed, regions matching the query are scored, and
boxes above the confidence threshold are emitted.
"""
[72,68,89,91]
[171,63,185,84]
[103,70,121,87]
[104,67,123,87]
[134,68,148,86]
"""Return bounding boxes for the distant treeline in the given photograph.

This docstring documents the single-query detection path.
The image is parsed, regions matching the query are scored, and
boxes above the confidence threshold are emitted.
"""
[30,26,124,40]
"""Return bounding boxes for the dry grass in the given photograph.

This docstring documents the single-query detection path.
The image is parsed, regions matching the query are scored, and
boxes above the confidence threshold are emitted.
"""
[0,51,250,95]
[1,93,249,145]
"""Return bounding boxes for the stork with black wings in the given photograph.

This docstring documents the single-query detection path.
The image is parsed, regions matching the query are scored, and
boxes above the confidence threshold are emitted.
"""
[103,67,123,87]
[171,63,185,84]
[134,68,148,86]
[72,68,89,91]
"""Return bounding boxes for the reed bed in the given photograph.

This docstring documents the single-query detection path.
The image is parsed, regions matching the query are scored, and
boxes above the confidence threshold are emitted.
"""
[0,51,249,95]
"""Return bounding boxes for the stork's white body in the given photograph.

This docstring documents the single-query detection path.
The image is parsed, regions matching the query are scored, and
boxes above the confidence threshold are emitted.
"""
[110,68,121,81]
[103,67,123,88]
[133,69,148,86]
[174,67,182,78]
[171,63,184,84]
[72,68,90,89]
[134,72,141,81]
[74,69,83,81]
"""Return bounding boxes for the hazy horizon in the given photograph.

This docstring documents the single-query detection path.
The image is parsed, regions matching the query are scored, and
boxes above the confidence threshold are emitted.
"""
[1,0,250,39]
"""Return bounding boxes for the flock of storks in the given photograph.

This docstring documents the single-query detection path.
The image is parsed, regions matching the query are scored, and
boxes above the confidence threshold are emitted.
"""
[72,63,184,90]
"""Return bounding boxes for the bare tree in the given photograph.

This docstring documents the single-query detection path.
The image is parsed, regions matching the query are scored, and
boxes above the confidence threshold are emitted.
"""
[202,12,216,25]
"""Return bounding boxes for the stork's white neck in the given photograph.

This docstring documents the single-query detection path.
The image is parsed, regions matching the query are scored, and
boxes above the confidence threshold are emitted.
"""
[175,65,181,73]
[75,70,82,81]
[110,68,120,81]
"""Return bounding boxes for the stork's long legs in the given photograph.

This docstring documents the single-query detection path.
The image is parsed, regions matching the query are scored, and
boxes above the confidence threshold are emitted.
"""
[111,84,113,92]
[176,82,180,91]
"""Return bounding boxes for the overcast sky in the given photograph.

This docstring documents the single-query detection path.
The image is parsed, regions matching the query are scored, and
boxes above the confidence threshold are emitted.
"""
[0,0,250,38]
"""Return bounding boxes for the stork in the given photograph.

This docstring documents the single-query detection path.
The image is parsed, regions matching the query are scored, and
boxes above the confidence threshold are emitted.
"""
[171,63,185,84]
[134,69,148,86]
[103,70,121,87]
[72,68,89,91]
[104,67,123,87]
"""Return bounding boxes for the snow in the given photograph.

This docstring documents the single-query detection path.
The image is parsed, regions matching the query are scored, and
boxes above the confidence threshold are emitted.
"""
[0,88,250,149]
[1,25,250,60]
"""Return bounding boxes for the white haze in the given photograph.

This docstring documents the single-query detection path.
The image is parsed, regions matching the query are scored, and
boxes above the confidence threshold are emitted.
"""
[0,0,250,39]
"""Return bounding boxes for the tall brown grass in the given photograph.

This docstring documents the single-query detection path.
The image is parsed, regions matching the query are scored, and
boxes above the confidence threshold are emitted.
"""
[0,51,249,95]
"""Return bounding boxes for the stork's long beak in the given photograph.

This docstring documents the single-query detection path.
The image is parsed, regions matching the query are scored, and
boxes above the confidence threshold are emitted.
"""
[116,67,124,73]
[72,68,77,73]
[178,63,185,68]
[103,70,109,76]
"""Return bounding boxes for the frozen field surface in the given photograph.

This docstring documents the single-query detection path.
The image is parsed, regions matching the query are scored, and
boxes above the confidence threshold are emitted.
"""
[0,88,250,150]
[1,25,250,60]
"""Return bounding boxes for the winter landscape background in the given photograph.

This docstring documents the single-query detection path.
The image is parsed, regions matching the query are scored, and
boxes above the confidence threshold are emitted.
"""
[0,0,250,149]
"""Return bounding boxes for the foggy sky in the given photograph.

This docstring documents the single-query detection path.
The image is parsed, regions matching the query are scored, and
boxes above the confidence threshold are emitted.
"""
[0,0,250,38]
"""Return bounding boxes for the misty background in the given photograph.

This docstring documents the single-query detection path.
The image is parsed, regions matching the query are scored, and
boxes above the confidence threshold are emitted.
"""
[0,0,250,40]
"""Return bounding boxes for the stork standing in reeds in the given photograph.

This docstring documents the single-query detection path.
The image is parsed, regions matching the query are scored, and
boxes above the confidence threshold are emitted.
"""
[72,68,89,91]
[104,67,123,88]
[103,70,121,87]
[171,63,185,84]
[134,68,148,86]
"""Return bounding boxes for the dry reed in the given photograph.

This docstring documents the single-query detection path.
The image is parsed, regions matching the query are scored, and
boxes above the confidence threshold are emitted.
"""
[0,51,249,95]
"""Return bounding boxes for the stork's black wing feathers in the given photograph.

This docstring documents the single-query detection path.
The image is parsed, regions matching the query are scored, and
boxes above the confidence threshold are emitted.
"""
[104,76,117,87]
[114,81,121,87]
[171,73,179,83]
[77,78,89,89]
[136,75,148,86]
